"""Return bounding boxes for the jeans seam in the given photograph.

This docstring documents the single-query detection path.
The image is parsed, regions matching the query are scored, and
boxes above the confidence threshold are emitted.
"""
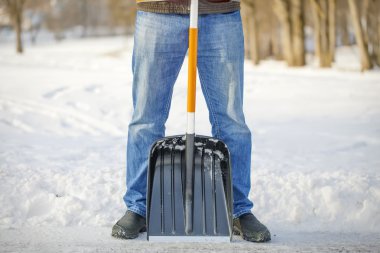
[198,69,221,139]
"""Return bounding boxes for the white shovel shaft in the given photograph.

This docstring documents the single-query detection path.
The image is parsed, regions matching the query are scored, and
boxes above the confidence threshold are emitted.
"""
[190,0,198,28]
[187,112,195,134]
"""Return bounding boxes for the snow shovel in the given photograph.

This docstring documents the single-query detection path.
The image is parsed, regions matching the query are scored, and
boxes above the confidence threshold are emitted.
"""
[146,0,233,242]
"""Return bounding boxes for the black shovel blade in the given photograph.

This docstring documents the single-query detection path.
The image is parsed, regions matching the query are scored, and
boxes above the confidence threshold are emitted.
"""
[146,135,233,242]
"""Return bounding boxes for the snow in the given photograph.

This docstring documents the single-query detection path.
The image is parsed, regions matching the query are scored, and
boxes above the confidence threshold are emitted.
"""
[1,227,380,253]
[1,36,380,252]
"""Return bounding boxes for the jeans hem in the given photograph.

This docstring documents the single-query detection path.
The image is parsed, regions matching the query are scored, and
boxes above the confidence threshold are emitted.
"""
[233,209,252,219]
[128,207,146,218]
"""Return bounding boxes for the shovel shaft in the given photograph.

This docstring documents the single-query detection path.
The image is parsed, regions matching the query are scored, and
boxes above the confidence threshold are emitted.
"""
[185,133,195,234]
[187,28,197,134]
[185,0,198,235]
[187,28,197,115]
[187,0,198,134]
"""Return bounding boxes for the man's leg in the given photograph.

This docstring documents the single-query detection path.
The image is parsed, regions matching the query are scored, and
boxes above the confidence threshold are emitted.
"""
[113,12,189,239]
[197,11,270,242]
[197,11,253,218]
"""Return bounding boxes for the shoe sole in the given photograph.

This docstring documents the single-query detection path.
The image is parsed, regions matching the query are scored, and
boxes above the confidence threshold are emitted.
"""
[111,224,147,240]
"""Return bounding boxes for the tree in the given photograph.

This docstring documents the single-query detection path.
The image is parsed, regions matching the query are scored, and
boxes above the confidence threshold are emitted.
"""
[362,0,380,67]
[241,9,251,60]
[242,0,260,65]
[290,0,305,66]
[274,0,294,66]
[336,0,352,46]
[348,0,372,70]
[328,0,336,63]
[107,0,136,34]
[274,0,305,66]
[310,0,336,67]
[270,12,282,60]
[2,0,26,53]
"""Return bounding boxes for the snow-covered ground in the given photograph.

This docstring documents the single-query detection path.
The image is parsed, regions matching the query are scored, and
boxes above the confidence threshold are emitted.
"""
[1,36,380,252]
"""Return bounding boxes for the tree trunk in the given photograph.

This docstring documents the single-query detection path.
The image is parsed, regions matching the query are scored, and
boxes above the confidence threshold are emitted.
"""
[290,0,305,66]
[242,14,251,60]
[270,19,282,60]
[242,0,260,65]
[361,0,370,47]
[328,0,336,63]
[348,0,373,70]
[364,0,379,67]
[320,0,330,67]
[5,0,25,54]
[377,3,380,66]
[340,12,351,46]
[274,0,294,66]
[14,7,23,53]
[310,0,334,68]
[310,0,322,64]
[248,15,260,65]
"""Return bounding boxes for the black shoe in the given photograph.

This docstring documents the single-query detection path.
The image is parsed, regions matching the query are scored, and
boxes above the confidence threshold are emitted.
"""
[111,210,146,239]
[233,213,271,242]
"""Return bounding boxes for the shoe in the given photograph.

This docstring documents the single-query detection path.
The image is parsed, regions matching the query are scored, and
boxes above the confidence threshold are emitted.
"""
[111,210,146,239]
[233,213,271,242]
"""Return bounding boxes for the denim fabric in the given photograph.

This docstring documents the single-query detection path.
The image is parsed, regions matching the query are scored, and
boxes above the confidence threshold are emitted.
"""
[123,10,253,219]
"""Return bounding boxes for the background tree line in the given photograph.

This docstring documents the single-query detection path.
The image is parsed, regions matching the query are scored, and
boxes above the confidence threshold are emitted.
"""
[0,0,136,53]
[242,0,380,70]
[0,0,379,71]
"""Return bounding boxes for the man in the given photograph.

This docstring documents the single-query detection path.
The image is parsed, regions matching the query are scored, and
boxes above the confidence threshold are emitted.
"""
[112,0,271,243]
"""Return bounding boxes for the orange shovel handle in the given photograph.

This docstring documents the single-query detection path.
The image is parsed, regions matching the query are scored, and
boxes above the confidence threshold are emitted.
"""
[187,28,198,113]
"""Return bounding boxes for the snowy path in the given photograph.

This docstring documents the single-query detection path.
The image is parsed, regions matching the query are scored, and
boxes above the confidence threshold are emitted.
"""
[1,228,379,253]
[1,37,380,251]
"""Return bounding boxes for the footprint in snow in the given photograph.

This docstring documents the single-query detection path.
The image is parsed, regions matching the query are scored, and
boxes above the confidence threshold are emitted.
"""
[43,86,69,100]
[66,101,91,111]
[85,85,102,94]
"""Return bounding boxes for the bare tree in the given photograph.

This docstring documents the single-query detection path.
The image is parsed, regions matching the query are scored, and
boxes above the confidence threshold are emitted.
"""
[270,12,283,60]
[107,0,136,34]
[241,9,251,59]
[372,0,380,66]
[328,0,336,63]
[348,0,372,70]
[310,0,335,67]
[273,0,305,66]
[319,0,329,66]
[242,0,260,65]
[336,0,352,46]
[310,0,321,59]
[274,0,294,66]
[234,0,375,70]
[290,0,305,66]
[363,0,380,67]
[2,0,26,53]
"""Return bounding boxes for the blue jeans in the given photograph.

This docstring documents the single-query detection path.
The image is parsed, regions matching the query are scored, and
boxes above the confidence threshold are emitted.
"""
[124,10,253,219]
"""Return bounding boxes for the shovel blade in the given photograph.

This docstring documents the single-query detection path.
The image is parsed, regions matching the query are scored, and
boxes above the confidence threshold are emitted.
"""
[146,135,233,242]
